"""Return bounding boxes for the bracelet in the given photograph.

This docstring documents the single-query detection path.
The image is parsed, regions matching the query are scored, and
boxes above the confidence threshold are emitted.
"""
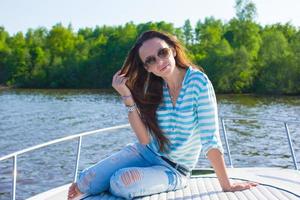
[126,103,137,113]
[121,95,132,100]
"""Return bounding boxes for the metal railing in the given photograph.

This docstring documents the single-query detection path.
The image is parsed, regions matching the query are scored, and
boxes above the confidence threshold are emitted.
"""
[219,116,299,170]
[0,124,130,200]
[0,117,299,200]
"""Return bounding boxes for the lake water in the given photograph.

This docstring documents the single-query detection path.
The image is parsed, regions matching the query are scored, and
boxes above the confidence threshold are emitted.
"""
[0,89,299,199]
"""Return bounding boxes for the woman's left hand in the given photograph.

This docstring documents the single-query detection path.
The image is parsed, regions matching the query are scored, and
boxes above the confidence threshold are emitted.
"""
[223,181,258,192]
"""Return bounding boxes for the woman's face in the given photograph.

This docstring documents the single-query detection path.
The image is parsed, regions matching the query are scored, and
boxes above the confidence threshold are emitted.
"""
[138,38,177,78]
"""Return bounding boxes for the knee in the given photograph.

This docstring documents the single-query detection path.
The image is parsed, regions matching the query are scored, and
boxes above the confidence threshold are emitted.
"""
[77,169,106,195]
[77,170,96,194]
[109,168,142,199]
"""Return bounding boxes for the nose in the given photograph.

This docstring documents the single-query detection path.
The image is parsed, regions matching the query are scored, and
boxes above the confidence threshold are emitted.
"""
[156,56,165,66]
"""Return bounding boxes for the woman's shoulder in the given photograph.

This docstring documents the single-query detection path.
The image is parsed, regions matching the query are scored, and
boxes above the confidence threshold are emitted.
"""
[187,66,210,87]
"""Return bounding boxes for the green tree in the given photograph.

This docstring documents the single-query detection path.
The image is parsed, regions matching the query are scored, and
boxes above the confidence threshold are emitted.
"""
[46,24,77,88]
[224,19,261,59]
[256,30,297,94]
[191,17,224,60]
[0,27,11,84]
[25,28,49,87]
[0,15,299,94]
[235,0,257,21]
[290,30,300,93]
[183,19,193,45]
[6,32,31,87]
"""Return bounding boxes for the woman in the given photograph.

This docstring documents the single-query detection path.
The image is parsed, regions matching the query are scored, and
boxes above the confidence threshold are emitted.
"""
[68,30,257,200]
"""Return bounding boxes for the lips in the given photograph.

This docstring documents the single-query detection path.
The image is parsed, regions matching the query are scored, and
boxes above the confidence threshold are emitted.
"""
[160,64,169,71]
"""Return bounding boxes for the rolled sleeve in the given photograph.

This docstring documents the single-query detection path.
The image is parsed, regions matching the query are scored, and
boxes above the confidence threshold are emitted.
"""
[194,74,224,158]
[201,136,224,157]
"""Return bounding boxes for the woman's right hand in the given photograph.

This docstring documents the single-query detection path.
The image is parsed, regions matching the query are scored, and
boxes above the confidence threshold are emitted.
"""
[112,70,131,96]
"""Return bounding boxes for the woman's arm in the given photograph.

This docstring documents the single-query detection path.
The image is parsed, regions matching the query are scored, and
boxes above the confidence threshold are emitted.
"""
[122,96,150,144]
[207,149,231,190]
[112,70,150,144]
[194,73,258,192]
[207,149,258,192]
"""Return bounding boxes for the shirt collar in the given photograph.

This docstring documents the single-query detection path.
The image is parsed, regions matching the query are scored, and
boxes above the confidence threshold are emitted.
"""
[163,66,191,89]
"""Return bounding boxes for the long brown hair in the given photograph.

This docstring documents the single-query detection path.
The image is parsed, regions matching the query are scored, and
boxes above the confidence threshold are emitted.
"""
[120,30,202,152]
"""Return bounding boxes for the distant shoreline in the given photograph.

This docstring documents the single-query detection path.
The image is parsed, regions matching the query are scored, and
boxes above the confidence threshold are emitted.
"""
[0,85,11,90]
[0,86,299,96]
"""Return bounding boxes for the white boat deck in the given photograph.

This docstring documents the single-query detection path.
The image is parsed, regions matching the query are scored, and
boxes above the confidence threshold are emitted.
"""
[27,167,300,200]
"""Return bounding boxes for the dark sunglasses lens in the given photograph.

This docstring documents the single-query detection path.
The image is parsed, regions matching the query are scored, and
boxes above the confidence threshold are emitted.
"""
[145,56,156,66]
[158,48,170,58]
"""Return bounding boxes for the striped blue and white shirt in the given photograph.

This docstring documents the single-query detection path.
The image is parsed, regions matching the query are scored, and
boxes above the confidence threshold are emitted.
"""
[147,66,224,170]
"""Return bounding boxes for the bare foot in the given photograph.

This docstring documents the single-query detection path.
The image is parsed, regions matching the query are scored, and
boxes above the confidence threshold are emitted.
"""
[68,183,83,200]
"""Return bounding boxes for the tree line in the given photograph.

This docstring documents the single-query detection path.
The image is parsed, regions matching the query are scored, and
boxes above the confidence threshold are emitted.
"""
[0,1,299,94]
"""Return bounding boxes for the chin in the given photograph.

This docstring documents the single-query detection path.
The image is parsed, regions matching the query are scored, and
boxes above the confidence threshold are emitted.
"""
[157,66,172,78]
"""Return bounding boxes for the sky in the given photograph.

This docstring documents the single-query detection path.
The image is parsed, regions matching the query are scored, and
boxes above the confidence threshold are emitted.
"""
[1,0,299,35]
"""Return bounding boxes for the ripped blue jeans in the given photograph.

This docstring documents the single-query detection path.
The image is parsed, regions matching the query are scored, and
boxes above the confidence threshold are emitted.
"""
[76,142,190,199]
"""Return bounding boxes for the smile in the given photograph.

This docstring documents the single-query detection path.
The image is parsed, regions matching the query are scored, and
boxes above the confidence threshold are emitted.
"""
[160,64,169,71]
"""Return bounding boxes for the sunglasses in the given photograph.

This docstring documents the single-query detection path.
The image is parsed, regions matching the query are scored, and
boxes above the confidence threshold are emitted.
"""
[143,47,172,67]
